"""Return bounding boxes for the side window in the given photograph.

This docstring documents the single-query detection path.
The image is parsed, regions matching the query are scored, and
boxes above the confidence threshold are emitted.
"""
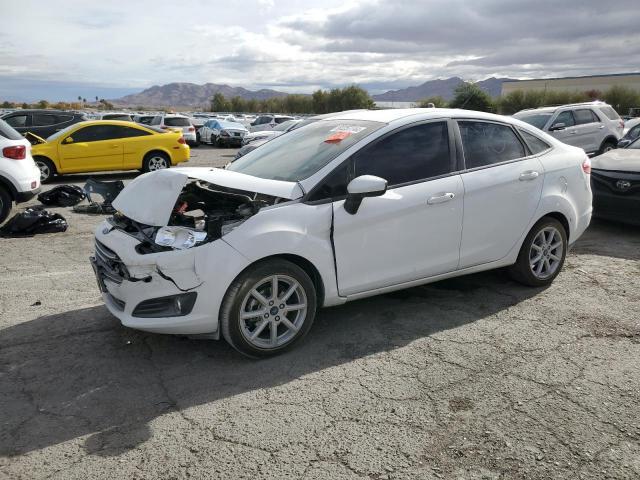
[275,117,290,124]
[32,114,58,126]
[57,114,73,123]
[258,116,271,125]
[5,115,28,127]
[519,129,552,154]
[553,111,575,127]
[353,121,451,186]
[111,126,151,138]
[459,121,525,168]
[69,125,114,143]
[307,161,352,202]
[627,125,640,140]
[574,109,598,125]
[151,116,161,126]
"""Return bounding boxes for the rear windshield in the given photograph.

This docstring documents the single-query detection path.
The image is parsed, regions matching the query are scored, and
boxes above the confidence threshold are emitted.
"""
[599,106,620,121]
[103,114,132,121]
[228,119,384,182]
[164,117,191,127]
[513,112,552,130]
[0,119,24,140]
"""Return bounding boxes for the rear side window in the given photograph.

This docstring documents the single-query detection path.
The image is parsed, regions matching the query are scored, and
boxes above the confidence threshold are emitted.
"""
[553,111,575,127]
[151,116,161,125]
[459,121,525,168]
[0,119,24,140]
[354,121,451,186]
[32,114,59,126]
[5,115,28,128]
[628,125,640,140]
[164,117,190,127]
[57,114,73,123]
[519,129,552,154]
[574,109,599,125]
[102,114,131,121]
[275,117,292,124]
[110,126,151,138]
[599,106,620,120]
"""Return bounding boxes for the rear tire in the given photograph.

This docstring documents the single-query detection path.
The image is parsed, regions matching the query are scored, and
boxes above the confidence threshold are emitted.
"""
[142,152,170,172]
[0,186,13,224]
[598,139,617,156]
[220,259,317,358]
[34,157,56,184]
[508,217,567,287]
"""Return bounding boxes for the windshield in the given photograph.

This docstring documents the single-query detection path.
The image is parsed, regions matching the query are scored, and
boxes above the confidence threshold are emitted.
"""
[103,114,132,121]
[227,119,384,182]
[46,123,78,142]
[514,112,552,130]
[273,120,298,132]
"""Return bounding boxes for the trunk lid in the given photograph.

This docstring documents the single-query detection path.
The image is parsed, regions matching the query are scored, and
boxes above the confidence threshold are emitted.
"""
[112,167,303,226]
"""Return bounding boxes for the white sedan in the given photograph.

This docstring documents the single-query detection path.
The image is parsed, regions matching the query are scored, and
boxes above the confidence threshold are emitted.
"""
[92,109,592,357]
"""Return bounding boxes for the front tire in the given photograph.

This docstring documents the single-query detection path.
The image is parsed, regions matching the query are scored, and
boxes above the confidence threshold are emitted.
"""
[34,157,56,183]
[598,139,617,156]
[508,217,567,287]
[0,186,13,224]
[220,259,317,358]
[142,152,170,172]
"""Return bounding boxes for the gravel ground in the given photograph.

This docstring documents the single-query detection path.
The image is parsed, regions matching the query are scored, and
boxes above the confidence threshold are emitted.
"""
[1,146,639,479]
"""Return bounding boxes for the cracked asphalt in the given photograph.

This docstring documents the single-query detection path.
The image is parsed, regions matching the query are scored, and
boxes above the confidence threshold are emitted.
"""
[1,146,639,479]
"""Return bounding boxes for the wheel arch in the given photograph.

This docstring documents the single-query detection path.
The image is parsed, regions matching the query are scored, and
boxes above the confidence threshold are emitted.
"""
[600,135,618,150]
[542,211,570,238]
[0,174,17,200]
[142,149,172,166]
[33,155,58,174]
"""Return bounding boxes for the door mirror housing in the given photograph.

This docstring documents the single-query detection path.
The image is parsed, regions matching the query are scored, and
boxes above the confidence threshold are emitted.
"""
[549,122,566,132]
[63,136,74,144]
[344,175,388,215]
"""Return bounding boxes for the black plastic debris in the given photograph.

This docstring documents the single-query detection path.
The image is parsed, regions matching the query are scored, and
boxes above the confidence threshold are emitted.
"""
[0,206,68,237]
[73,179,124,215]
[38,185,86,207]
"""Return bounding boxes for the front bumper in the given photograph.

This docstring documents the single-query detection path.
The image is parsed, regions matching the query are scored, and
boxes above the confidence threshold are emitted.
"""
[218,136,243,146]
[92,223,250,335]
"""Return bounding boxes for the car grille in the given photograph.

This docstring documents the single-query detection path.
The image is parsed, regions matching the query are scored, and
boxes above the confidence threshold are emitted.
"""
[94,240,129,284]
[591,169,640,196]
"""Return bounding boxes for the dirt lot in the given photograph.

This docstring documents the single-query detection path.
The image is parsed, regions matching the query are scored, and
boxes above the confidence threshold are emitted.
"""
[1,146,639,480]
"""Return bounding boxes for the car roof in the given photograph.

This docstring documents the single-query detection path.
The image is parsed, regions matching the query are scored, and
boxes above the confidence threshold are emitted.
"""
[515,101,612,115]
[66,120,153,129]
[323,108,520,124]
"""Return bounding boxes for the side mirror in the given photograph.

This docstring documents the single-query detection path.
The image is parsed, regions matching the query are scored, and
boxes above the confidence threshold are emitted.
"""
[63,136,74,144]
[549,122,566,132]
[344,175,388,215]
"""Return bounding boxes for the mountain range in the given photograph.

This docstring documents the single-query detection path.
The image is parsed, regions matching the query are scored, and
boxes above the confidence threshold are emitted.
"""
[371,77,513,102]
[112,77,515,107]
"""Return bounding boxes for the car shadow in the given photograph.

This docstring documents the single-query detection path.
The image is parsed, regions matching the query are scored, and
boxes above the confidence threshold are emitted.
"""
[572,218,640,261]
[47,171,140,185]
[0,270,540,457]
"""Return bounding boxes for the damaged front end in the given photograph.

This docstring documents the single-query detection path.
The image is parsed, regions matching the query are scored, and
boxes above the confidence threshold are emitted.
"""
[91,168,301,334]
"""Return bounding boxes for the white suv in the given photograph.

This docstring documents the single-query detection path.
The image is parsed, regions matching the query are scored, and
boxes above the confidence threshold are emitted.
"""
[249,114,295,132]
[0,119,41,223]
[92,108,592,357]
[514,101,624,156]
[150,114,197,146]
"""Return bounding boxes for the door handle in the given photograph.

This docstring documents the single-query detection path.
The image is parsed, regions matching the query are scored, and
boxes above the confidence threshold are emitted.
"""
[598,125,605,129]
[519,170,539,181]
[109,145,119,149]
[427,192,455,205]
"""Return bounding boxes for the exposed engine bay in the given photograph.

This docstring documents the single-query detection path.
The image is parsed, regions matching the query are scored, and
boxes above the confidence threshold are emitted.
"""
[108,179,283,253]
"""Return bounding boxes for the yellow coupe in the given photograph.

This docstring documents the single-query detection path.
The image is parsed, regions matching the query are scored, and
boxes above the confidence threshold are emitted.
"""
[31,120,190,183]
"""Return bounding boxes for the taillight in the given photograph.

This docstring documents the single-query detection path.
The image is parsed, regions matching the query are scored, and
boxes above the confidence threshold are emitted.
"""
[2,145,26,160]
[619,120,625,130]
[582,157,591,174]
[178,136,186,144]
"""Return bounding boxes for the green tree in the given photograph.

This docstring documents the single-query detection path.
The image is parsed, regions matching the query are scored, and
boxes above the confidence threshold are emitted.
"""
[36,99,49,109]
[1,101,14,108]
[210,93,230,112]
[418,96,447,108]
[449,82,495,112]
[603,86,640,115]
[21,102,29,109]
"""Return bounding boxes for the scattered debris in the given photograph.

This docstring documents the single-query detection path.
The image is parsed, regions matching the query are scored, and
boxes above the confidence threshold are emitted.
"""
[0,206,68,237]
[38,185,86,207]
[73,179,124,215]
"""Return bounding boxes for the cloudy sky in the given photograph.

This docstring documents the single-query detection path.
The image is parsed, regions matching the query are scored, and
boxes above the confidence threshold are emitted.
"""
[2,0,639,101]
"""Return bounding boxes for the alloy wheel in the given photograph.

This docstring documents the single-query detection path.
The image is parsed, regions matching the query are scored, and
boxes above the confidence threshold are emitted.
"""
[239,274,308,349]
[36,161,50,182]
[147,156,168,171]
[529,226,564,280]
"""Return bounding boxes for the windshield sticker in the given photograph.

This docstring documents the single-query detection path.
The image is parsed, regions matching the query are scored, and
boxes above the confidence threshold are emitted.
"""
[324,131,352,143]
[329,125,366,134]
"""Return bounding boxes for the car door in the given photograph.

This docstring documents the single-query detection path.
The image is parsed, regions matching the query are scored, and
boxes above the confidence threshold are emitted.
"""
[457,120,544,268]
[572,109,603,153]
[113,125,153,168]
[331,120,464,296]
[58,124,124,172]
[548,110,581,148]
[31,112,61,138]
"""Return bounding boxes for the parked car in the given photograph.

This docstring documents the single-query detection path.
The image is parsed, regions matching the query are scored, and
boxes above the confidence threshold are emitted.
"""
[513,101,624,156]
[1,110,87,139]
[0,119,41,223]
[249,114,295,132]
[242,119,302,146]
[198,119,248,147]
[31,120,190,183]
[91,108,592,357]
[618,118,640,148]
[95,112,134,121]
[188,117,206,145]
[590,137,640,225]
[149,114,197,147]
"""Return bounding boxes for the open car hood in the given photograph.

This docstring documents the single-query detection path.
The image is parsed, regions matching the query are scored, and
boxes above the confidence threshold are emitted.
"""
[112,167,303,226]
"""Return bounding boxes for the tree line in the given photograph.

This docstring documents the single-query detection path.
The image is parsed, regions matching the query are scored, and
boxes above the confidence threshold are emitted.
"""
[0,99,114,110]
[210,85,375,114]
[419,83,640,116]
